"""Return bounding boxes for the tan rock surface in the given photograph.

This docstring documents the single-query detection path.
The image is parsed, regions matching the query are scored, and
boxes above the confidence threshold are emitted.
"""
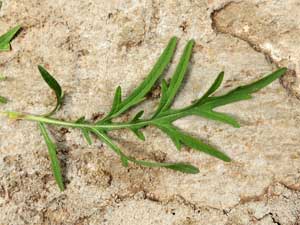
[0,0,300,224]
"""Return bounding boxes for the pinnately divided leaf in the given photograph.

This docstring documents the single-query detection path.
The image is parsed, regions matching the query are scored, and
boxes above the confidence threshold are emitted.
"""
[0,25,21,51]
[2,37,287,191]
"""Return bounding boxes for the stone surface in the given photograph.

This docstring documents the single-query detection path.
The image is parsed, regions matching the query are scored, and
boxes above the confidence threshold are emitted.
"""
[1,0,300,224]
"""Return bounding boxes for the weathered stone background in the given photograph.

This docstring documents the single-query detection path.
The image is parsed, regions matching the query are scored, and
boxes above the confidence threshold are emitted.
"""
[1,0,300,224]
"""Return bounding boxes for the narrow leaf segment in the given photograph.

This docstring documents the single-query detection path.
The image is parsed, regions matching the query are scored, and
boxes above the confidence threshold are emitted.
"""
[38,122,64,191]
[38,65,64,116]
[0,25,21,51]
[103,37,178,121]
[0,25,21,103]
[0,96,7,104]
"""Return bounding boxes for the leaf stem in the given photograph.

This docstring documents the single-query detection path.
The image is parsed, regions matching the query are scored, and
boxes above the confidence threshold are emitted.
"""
[1,111,150,129]
[1,105,212,131]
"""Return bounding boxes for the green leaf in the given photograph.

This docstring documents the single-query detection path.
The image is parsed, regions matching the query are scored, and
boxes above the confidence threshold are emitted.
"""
[130,158,199,174]
[0,74,6,81]
[131,128,145,141]
[2,37,288,189]
[193,71,224,105]
[0,25,21,51]
[0,74,8,104]
[91,127,198,173]
[164,163,199,174]
[109,37,178,118]
[159,79,169,107]
[0,96,7,104]
[204,68,287,108]
[157,123,181,150]
[191,109,240,128]
[38,122,64,191]
[76,117,92,145]
[154,39,195,116]
[131,110,144,122]
[156,123,231,162]
[161,68,287,128]
[130,111,146,140]
[91,128,129,166]
[178,130,231,162]
[107,86,122,117]
[38,65,64,116]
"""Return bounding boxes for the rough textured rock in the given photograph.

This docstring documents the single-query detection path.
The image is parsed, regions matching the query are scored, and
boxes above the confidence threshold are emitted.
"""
[0,0,300,224]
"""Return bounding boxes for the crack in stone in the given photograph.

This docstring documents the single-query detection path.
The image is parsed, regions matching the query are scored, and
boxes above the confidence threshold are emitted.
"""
[269,212,281,225]
[103,189,226,214]
[210,1,300,100]
[254,212,282,225]
[210,1,275,65]
[224,181,300,222]
[33,180,300,224]
[278,181,300,192]
[238,184,271,205]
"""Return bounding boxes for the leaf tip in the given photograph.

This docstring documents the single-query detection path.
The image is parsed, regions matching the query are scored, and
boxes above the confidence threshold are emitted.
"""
[186,165,200,174]
[278,67,287,75]
[230,120,240,128]
[167,163,199,174]
[189,39,195,44]
[14,25,22,32]
[37,64,45,72]
[58,184,65,192]
[223,155,232,162]
[233,123,240,128]
[170,36,178,42]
